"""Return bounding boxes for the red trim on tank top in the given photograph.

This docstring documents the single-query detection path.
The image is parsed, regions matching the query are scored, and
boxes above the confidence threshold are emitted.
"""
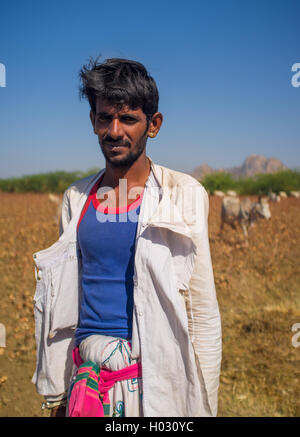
[92,189,143,214]
[77,174,104,232]
[77,173,144,231]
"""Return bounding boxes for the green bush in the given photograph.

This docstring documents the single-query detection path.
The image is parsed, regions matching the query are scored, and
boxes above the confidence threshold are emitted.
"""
[201,172,237,193]
[201,170,300,195]
[0,168,101,193]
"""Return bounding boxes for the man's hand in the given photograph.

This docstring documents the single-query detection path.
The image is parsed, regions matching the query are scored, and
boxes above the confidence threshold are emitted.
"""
[50,404,67,417]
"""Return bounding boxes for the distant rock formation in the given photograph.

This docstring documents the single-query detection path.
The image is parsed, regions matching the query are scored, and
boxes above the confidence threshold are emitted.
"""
[191,163,214,179]
[191,154,288,180]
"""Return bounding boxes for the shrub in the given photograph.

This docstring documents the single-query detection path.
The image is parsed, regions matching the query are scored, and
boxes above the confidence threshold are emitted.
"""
[200,170,300,195]
[0,168,101,193]
[201,172,237,193]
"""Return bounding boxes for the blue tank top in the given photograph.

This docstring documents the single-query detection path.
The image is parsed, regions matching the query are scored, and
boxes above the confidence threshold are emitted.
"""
[75,175,143,346]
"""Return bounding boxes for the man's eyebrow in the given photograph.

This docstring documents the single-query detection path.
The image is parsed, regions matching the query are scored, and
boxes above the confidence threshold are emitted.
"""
[96,111,112,117]
[96,111,140,119]
[120,113,139,118]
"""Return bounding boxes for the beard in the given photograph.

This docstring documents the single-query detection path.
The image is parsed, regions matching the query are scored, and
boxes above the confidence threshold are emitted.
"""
[99,132,148,168]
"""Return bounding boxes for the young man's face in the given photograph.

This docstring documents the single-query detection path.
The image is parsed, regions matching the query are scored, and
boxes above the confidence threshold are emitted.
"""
[90,98,150,168]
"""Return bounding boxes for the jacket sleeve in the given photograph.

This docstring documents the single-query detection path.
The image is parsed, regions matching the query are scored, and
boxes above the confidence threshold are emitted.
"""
[186,185,222,417]
[33,187,74,404]
[59,188,72,237]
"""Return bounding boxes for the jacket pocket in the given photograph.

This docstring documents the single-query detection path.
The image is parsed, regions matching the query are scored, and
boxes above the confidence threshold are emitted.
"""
[48,242,80,337]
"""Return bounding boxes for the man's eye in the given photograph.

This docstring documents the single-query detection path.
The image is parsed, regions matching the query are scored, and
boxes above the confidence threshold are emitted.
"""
[122,117,137,123]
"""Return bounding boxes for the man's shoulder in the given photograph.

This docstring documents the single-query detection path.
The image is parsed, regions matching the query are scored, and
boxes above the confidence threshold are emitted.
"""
[153,163,209,228]
[153,162,205,190]
[64,171,102,198]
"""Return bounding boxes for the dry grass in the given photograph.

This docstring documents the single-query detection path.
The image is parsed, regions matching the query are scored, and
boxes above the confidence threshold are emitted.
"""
[0,192,299,416]
[209,196,300,417]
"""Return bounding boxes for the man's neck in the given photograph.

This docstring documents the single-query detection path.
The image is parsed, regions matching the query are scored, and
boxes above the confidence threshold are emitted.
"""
[102,154,151,190]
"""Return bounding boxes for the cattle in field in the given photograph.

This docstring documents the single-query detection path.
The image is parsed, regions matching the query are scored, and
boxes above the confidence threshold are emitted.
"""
[279,191,287,198]
[290,191,300,198]
[226,190,237,197]
[220,196,271,242]
[214,190,225,197]
[268,191,280,202]
[48,193,62,224]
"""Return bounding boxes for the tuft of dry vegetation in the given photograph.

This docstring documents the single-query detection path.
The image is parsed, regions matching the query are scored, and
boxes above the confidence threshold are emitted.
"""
[0,192,299,416]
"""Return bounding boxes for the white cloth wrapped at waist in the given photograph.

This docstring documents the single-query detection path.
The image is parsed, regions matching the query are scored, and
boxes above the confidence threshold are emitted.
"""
[79,334,140,370]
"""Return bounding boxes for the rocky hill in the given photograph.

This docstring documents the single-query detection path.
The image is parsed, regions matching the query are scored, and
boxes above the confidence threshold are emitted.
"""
[191,154,288,180]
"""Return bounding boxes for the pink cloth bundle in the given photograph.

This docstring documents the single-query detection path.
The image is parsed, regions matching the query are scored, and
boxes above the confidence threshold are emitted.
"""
[68,346,142,417]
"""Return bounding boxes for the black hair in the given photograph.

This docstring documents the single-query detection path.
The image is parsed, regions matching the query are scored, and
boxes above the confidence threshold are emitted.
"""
[79,56,159,123]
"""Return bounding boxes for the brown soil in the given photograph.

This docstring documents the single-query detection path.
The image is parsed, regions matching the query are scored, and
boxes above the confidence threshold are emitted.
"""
[0,192,299,416]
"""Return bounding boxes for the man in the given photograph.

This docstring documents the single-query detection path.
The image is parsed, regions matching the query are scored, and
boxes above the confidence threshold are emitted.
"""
[32,58,222,417]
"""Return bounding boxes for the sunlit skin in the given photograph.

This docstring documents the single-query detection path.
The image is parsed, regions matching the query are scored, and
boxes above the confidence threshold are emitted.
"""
[90,98,163,208]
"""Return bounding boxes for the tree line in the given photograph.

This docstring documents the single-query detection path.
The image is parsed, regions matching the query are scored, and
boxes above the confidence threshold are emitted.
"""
[0,168,299,195]
[0,168,100,193]
[201,170,300,195]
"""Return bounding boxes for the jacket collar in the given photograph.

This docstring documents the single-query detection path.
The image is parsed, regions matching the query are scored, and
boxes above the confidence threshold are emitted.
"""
[146,157,194,242]
[72,158,194,243]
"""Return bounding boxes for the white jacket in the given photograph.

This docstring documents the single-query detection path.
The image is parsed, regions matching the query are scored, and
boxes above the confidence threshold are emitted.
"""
[32,158,222,417]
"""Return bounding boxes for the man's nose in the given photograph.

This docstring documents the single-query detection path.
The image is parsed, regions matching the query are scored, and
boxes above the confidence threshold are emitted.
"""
[107,119,124,139]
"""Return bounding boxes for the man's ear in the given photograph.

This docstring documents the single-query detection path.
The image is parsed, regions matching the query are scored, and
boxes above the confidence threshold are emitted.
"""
[90,110,96,134]
[147,112,163,138]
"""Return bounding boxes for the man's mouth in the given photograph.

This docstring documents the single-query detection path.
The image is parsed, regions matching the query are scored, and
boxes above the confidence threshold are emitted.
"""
[104,143,129,150]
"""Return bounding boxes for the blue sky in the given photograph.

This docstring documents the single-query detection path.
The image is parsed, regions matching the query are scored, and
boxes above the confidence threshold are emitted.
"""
[0,0,299,178]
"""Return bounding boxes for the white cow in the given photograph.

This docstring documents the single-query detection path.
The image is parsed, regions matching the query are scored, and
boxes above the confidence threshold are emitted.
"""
[290,191,300,198]
[214,190,225,197]
[220,196,271,241]
[279,191,287,198]
[226,190,237,197]
[268,191,280,203]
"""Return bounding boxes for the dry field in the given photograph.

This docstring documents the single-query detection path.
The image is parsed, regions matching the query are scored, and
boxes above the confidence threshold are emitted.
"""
[0,192,299,417]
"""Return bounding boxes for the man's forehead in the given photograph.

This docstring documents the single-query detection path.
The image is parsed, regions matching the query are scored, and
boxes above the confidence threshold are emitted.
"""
[95,98,143,115]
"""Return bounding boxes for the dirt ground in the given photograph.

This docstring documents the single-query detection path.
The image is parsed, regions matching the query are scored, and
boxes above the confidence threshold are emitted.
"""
[0,192,299,417]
